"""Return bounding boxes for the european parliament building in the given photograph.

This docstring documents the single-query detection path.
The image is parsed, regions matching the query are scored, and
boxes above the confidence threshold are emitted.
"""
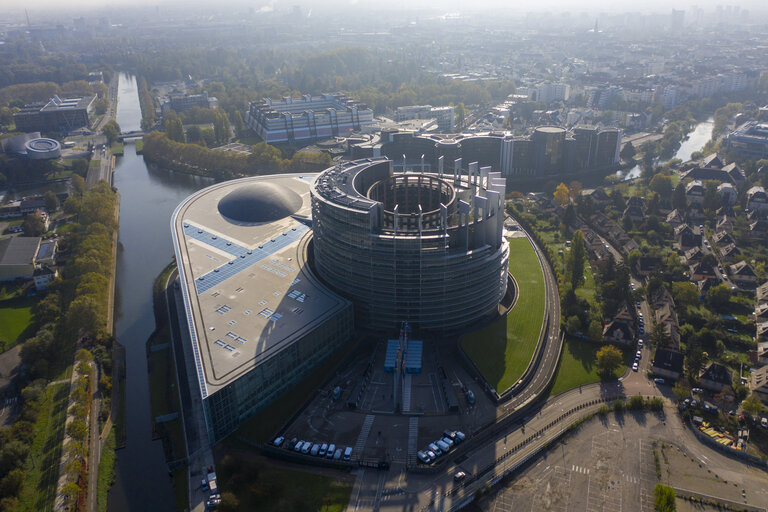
[172,158,509,442]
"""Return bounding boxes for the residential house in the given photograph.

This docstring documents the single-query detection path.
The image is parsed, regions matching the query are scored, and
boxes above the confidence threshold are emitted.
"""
[690,260,717,281]
[651,349,684,381]
[750,219,768,239]
[666,209,686,229]
[674,224,702,249]
[603,316,636,345]
[587,188,611,207]
[0,236,42,281]
[719,243,741,262]
[716,214,734,233]
[699,363,733,393]
[650,286,680,348]
[747,186,768,212]
[717,182,738,206]
[686,204,706,225]
[636,256,662,277]
[33,266,57,290]
[623,196,645,224]
[683,246,704,264]
[750,366,768,404]
[685,180,706,205]
[729,261,758,288]
[713,231,735,247]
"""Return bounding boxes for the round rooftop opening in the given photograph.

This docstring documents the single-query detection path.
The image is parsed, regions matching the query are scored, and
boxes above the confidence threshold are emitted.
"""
[367,174,454,215]
[217,181,302,224]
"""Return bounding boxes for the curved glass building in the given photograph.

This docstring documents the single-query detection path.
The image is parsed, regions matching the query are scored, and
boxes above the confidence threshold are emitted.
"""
[311,158,509,331]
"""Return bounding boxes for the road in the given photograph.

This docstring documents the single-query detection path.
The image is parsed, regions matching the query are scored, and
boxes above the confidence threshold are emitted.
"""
[86,144,115,189]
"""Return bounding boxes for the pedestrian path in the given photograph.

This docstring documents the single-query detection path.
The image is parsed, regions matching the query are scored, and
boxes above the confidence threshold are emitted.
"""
[402,374,412,412]
[354,414,375,457]
[408,417,419,463]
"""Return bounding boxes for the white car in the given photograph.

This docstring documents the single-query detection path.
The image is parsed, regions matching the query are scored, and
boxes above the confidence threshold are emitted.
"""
[632,362,638,372]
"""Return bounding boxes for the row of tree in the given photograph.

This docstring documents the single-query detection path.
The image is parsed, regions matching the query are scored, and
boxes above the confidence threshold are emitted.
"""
[141,132,332,180]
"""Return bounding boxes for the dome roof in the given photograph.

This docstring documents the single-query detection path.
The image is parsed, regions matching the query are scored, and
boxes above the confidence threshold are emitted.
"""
[217,182,303,224]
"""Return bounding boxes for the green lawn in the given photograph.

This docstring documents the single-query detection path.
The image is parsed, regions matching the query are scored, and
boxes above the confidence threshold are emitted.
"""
[110,142,124,156]
[460,237,547,394]
[549,336,631,397]
[18,383,69,512]
[134,138,144,153]
[97,430,117,512]
[214,451,352,512]
[0,297,35,350]
[172,465,189,512]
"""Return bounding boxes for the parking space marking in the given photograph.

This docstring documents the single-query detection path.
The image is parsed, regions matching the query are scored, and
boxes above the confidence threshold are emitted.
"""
[408,417,418,464]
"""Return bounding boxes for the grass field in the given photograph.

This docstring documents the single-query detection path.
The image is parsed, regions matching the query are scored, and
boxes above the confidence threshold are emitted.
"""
[97,430,116,512]
[134,138,144,153]
[0,296,35,351]
[460,237,546,394]
[214,451,352,512]
[171,464,189,512]
[549,336,631,397]
[18,383,69,512]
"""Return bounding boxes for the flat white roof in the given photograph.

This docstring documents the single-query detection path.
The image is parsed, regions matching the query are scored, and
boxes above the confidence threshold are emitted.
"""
[172,174,350,396]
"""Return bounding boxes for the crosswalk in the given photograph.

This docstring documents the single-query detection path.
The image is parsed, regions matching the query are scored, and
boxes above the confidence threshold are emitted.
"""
[354,414,375,457]
[402,374,412,412]
[408,417,418,463]
[571,464,590,475]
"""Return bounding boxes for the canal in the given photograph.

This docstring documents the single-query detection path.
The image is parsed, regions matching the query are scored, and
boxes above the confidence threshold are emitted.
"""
[108,73,211,511]
[621,117,714,180]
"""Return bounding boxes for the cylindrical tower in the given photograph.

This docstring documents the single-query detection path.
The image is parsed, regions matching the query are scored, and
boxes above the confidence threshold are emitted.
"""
[311,159,509,332]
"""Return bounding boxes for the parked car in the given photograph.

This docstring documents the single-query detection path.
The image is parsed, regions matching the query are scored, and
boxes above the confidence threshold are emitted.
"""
[428,443,442,456]
[326,443,336,458]
[632,362,638,372]
[454,471,467,482]
[272,436,285,447]
[654,378,665,384]
[319,443,328,456]
[310,444,320,456]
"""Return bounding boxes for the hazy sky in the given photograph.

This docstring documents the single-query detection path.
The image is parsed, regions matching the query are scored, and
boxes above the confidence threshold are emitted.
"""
[11,0,768,12]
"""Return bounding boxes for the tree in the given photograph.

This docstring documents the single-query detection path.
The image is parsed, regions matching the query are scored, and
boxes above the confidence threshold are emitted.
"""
[553,182,570,205]
[650,322,670,349]
[706,283,731,310]
[670,282,698,308]
[569,181,583,199]
[61,482,80,507]
[567,230,586,290]
[67,419,87,441]
[164,117,185,143]
[649,174,673,199]
[742,393,764,418]
[454,102,467,129]
[588,320,603,342]
[566,315,582,334]
[0,468,25,498]
[596,345,623,378]
[218,492,240,512]
[620,141,636,161]
[685,348,704,381]
[673,380,691,400]
[654,484,676,512]
[102,119,121,145]
[232,110,245,138]
[72,174,86,196]
[93,98,109,115]
[22,214,45,236]
[43,190,59,212]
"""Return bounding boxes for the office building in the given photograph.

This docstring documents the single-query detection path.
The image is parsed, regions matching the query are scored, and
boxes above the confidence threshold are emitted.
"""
[13,95,95,133]
[245,93,375,144]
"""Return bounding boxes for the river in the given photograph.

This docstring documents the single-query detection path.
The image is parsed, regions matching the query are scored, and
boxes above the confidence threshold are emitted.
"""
[621,117,714,180]
[108,73,211,511]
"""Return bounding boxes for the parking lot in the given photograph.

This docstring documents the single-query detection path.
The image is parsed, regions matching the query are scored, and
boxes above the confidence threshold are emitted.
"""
[481,409,768,511]
[280,338,497,465]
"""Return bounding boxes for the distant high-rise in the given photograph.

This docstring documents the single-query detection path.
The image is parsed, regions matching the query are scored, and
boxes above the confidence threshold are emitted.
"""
[670,9,685,29]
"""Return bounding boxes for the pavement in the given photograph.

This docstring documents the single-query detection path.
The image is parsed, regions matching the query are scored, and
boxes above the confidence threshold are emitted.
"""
[86,144,115,189]
[481,406,768,512]
[167,272,215,512]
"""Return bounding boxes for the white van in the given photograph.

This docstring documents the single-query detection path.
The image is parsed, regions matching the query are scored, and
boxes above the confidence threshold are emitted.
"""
[326,443,336,458]
[310,443,320,456]
[436,440,450,453]
[343,446,353,460]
